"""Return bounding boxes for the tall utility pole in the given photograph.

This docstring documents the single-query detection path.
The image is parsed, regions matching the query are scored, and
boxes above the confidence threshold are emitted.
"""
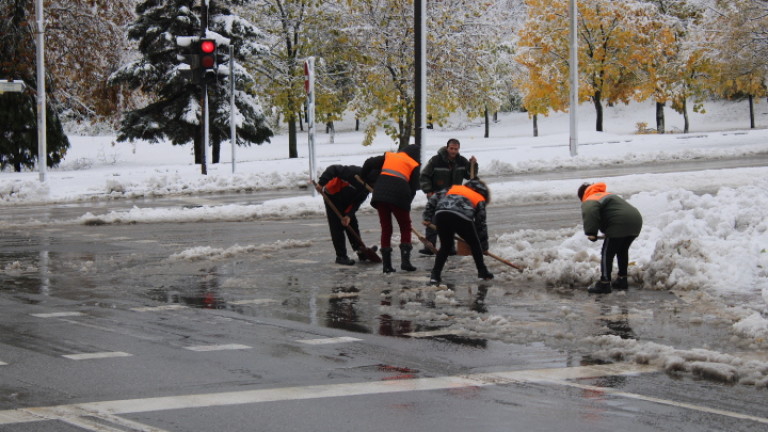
[35,0,47,182]
[568,0,579,157]
[414,0,426,162]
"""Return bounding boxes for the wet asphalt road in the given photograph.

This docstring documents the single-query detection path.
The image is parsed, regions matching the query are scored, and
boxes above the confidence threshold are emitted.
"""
[0,155,767,431]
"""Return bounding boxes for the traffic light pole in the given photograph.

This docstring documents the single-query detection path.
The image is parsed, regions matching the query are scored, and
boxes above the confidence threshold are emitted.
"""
[199,0,209,175]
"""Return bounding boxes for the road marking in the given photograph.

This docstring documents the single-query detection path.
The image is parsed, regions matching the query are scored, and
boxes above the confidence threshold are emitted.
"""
[287,259,317,264]
[30,312,84,318]
[404,329,463,338]
[0,364,684,425]
[0,364,766,426]
[229,299,278,306]
[60,412,171,432]
[131,305,186,312]
[561,381,768,425]
[296,336,362,345]
[183,344,251,352]
[62,352,133,361]
[0,360,7,366]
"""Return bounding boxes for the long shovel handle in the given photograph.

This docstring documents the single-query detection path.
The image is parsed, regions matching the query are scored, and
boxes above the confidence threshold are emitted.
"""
[428,223,524,272]
[411,227,438,254]
[354,174,374,192]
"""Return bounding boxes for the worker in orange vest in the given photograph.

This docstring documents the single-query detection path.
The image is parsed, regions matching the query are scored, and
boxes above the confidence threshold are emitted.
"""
[422,179,493,285]
[360,144,421,273]
[578,182,643,294]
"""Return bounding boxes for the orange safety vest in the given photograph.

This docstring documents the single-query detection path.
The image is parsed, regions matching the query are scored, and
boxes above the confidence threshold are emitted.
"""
[446,185,485,207]
[582,182,612,202]
[324,177,349,195]
[381,151,419,181]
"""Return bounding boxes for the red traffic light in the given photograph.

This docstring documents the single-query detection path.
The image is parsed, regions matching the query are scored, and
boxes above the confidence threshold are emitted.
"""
[200,40,215,54]
[199,39,216,70]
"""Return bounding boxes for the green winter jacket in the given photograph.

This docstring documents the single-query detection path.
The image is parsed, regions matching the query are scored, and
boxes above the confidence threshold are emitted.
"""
[581,183,643,238]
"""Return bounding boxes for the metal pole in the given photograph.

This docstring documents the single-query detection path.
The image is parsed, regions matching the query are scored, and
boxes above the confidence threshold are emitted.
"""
[230,45,236,173]
[568,0,579,157]
[414,0,427,162]
[35,0,47,182]
[306,57,317,197]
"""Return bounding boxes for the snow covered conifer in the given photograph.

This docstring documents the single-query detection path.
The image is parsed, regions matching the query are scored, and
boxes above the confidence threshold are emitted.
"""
[109,0,273,164]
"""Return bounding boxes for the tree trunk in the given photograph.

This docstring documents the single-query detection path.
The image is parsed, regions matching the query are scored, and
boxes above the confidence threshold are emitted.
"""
[212,141,220,164]
[656,101,665,134]
[533,114,538,137]
[288,114,298,158]
[484,107,489,138]
[327,119,335,144]
[592,93,604,132]
[749,94,755,129]
[355,118,360,131]
[682,98,689,134]
[493,111,498,123]
[194,134,202,164]
[298,110,304,132]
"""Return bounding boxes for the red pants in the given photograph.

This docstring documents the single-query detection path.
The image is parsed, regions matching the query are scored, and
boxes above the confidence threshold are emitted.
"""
[376,202,412,248]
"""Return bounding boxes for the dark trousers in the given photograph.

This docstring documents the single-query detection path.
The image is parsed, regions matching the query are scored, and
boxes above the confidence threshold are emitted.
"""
[425,221,454,252]
[324,200,361,258]
[600,236,637,281]
[376,202,412,248]
[431,212,486,278]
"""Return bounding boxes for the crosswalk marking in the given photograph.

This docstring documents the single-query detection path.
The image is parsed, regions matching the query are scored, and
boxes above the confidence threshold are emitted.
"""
[183,344,251,352]
[296,336,362,345]
[30,312,84,318]
[62,352,133,361]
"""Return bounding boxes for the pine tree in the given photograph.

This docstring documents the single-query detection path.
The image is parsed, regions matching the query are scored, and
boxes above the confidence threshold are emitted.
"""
[0,0,69,172]
[109,0,273,165]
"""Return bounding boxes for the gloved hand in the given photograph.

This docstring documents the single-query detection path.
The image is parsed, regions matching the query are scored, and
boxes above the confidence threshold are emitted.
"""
[587,235,598,242]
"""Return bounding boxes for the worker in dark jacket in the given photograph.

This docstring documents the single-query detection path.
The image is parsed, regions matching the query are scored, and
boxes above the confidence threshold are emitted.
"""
[315,165,372,265]
[423,179,493,285]
[579,182,643,294]
[419,138,478,255]
[360,144,421,273]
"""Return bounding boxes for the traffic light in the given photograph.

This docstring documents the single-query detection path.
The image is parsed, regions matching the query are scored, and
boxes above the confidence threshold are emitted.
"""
[199,39,217,73]
[176,36,201,84]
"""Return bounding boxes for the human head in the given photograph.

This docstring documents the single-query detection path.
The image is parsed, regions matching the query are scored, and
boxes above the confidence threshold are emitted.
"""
[466,178,490,204]
[577,182,591,201]
[446,138,460,160]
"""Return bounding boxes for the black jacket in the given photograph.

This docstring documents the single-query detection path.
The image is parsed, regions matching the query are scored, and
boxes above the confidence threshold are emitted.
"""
[317,165,369,216]
[419,146,476,194]
[360,145,421,211]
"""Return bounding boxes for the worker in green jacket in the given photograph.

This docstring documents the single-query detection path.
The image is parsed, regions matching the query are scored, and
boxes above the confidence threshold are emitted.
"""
[578,182,643,294]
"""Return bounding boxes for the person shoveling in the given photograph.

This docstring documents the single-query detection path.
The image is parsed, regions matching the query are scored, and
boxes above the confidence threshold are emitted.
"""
[313,165,381,265]
[422,179,521,286]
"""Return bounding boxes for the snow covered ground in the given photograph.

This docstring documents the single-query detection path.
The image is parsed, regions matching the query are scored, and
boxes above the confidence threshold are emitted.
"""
[2,99,768,386]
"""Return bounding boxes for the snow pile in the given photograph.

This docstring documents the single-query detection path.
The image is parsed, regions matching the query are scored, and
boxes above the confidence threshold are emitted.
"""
[585,335,768,387]
[168,240,312,261]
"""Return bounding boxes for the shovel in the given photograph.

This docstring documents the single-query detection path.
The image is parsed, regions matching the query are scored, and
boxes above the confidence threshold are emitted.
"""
[428,223,524,272]
[312,180,381,263]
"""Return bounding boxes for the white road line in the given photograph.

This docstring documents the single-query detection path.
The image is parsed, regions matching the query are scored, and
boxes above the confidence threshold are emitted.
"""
[0,360,7,366]
[183,344,251,352]
[0,364,765,426]
[62,352,133,361]
[296,336,362,345]
[131,305,186,312]
[403,329,463,338]
[561,381,768,425]
[0,364,660,426]
[30,312,84,318]
[228,299,278,306]
[60,413,172,432]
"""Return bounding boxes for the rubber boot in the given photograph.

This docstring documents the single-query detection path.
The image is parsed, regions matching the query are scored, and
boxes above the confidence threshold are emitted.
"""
[399,244,417,272]
[381,247,396,273]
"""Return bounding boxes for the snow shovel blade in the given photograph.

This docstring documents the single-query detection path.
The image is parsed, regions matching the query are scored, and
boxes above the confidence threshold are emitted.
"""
[360,245,382,263]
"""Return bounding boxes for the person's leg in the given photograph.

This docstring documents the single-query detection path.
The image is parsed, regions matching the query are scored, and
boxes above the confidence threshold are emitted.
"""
[325,202,350,262]
[601,237,620,282]
[611,236,636,290]
[391,206,412,244]
[454,218,492,279]
[430,212,456,283]
[377,204,395,273]
[421,222,437,255]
